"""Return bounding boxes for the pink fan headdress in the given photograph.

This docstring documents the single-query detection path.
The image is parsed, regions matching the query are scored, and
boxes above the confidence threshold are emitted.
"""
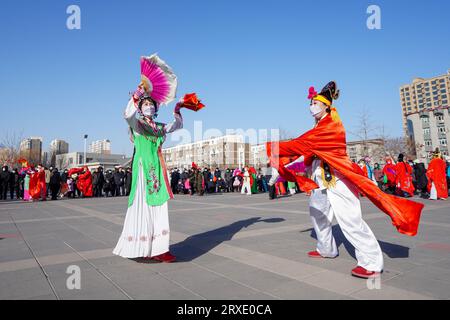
[138,53,178,105]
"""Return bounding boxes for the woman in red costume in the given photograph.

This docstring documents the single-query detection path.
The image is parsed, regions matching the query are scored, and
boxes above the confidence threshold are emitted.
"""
[395,153,415,197]
[266,81,424,279]
[427,149,448,200]
[382,157,396,194]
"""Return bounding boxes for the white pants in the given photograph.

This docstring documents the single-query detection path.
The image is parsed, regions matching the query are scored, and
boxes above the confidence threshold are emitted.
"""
[241,181,252,195]
[309,177,383,272]
[113,163,170,258]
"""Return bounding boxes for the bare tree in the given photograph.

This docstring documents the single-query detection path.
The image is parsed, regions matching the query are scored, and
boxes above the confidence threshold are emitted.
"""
[348,107,381,156]
[0,130,24,167]
[383,137,406,160]
[278,126,295,141]
[377,125,418,161]
[50,151,57,167]
[56,154,67,170]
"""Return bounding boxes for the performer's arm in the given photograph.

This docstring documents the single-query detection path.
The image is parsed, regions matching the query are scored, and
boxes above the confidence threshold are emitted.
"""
[267,168,279,186]
[275,137,313,159]
[164,104,183,134]
[124,98,139,131]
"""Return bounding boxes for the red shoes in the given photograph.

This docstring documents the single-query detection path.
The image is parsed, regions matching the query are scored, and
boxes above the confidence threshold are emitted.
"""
[351,266,382,279]
[141,252,176,263]
[151,252,177,263]
[307,251,382,279]
[307,251,337,259]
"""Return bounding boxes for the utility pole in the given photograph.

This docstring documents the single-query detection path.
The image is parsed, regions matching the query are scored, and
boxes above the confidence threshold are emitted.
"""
[83,134,88,165]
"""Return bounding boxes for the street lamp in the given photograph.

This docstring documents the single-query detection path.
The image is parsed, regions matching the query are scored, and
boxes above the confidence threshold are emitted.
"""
[83,134,88,165]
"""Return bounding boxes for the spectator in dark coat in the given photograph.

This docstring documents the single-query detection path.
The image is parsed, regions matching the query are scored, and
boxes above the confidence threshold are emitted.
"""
[224,168,233,192]
[413,162,429,198]
[104,170,115,197]
[170,168,181,194]
[125,168,132,196]
[0,166,10,200]
[113,168,124,196]
[92,167,105,197]
[49,168,61,200]
[9,169,19,199]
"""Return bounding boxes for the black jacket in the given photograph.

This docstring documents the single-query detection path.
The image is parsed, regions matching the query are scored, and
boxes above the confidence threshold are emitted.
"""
[50,171,61,185]
[93,171,105,186]
[113,171,124,186]
[125,171,132,188]
[414,163,428,190]
[9,172,18,187]
[1,167,10,185]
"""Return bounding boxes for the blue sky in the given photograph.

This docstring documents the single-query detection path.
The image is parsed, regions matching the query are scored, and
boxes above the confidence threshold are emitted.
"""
[0,0,449,157]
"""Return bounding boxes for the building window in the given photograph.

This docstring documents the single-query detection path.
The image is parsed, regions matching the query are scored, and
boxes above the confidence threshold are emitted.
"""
[438,127,446,134]
[439,139,447,146]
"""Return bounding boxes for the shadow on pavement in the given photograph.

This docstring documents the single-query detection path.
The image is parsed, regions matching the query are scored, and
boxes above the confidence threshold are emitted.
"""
[172,217,285,262]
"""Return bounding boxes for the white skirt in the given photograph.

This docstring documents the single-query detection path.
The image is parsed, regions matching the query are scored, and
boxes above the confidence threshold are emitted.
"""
[113,162,170,258]
[429,182,437,200]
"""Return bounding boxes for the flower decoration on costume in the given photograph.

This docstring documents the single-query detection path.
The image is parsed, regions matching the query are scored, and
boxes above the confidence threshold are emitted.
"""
[308,86,318,100]
[147,165,161,194]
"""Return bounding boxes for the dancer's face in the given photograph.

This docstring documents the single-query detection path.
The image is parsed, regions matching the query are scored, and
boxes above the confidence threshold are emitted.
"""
[309,100,328,119]
[140,99,158,118]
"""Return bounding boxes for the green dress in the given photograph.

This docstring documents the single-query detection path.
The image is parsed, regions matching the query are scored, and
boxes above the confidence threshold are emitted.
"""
[251,173,258,194]
[128,126,172,207]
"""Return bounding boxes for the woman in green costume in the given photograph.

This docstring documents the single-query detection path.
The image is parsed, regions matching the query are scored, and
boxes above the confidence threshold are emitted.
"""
[113,54,184,263]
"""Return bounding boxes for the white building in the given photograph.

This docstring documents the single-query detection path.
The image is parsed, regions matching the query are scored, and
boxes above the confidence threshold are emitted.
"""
[49,139,69,155]
[250,144,268,169]
[162,135,250,169]
[89,139,111,154]
[347,139,385,165]
[400,69,450,162]
[19,137,42,164]
[55,152,130,171]
[407,107,450,163]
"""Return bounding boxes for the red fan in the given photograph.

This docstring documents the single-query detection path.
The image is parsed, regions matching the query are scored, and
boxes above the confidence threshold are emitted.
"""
[180,93,205,112]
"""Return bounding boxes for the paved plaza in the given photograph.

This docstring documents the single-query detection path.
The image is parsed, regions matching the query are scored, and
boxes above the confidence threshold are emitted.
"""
[0,192,449,300]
